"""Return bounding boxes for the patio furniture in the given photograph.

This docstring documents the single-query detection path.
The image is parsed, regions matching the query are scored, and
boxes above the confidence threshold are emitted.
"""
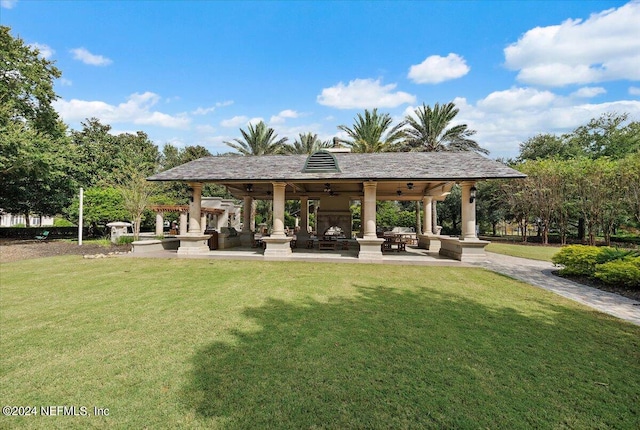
[382,235,406,252]
[35,231,50,240]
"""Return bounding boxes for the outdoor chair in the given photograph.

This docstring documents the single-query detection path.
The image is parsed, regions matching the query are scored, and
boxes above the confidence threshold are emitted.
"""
[35,231,50,240]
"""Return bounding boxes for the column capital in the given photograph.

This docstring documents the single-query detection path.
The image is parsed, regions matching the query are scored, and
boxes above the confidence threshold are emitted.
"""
[362,181,378,190]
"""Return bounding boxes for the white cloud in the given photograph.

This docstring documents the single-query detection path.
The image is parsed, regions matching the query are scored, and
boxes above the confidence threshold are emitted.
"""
[195,125,216,134]
[191,100,233,115]
[29,43,54,59]
[70,47,113,66]
[53,91,190,128]
[571,87,606,98]
[504,2,640,86]
[408,53,470,84]
[58,78,73,86]
[269,109,300,124]
[317,78,415,109]
[450,89,640,158]
[220,116,249,128]
[1,0,17,9]
[630,86,640,96]
[477,87,556,112]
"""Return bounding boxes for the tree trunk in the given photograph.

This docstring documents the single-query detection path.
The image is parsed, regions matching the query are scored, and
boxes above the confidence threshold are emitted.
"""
[24,212,30,227]
[578,217,585,242]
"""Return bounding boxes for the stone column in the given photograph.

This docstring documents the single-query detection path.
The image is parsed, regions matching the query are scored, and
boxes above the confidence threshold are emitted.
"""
[240,195,253,247]
[201,214,207,234]
[271,182,286,237]
[460,181,477,240]
[188,182,203,234]
[179,211,188,235]
[422,196,433,235]
[356,182,384,261]
[297,196,310,245]
[155,211,164,237]
[263,182,292,257]
[300,196,309,233]
[362,182,377,239]
[177,183,210,255]
[418,195,440,251]
[432,201,439,234]
[359,199,365,238]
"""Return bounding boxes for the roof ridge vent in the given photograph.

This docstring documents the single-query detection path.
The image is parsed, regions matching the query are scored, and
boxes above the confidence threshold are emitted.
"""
[303,151,341,173]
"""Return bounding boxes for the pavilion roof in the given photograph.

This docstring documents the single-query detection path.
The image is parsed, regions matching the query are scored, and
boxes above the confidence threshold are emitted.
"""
[148,151,525,183]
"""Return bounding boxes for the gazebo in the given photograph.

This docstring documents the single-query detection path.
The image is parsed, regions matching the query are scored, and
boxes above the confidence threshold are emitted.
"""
[147,150,525,261]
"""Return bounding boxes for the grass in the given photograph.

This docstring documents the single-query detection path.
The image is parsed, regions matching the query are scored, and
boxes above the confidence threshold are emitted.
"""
[1,256,639,429]
[486,242,560,262]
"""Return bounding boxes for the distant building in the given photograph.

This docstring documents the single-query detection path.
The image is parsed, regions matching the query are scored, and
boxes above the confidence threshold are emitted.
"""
[0,212,55,227]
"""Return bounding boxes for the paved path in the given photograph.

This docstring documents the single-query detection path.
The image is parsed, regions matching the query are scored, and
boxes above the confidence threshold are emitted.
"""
[471,252,640,326]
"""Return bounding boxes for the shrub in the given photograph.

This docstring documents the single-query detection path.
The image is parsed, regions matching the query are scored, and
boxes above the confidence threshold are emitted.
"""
[552,245,602,276]
[53,218,75,227]
[117,236,135,245]
[596,247,640,264]
[594,257,640,288]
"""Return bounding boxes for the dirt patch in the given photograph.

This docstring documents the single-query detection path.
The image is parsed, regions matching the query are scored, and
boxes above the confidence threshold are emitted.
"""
[0,239,131,264]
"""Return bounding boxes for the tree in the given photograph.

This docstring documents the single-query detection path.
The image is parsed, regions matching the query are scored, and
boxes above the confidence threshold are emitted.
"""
[117,171,154,240]
[438,185,462,235]
[516,133,580,162]
[284,133,330,154]
[1,27,76,223]
[402,102,488,154]
[337,109,405,153]
[476,180,508,236]
[224,121,288,156]
[620,152,640,224]
[567,113,639,160]
[0,26,63,136]
[66,187,129,229]
[71,119,160,187]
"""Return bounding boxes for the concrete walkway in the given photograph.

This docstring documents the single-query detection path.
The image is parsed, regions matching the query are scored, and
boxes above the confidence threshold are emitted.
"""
[472,252,640,326]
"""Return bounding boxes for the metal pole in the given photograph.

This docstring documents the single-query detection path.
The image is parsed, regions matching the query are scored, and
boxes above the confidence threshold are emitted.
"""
[78,187,83,246]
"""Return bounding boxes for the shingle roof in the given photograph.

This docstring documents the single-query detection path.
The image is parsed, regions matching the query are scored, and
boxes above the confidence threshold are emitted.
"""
[148,151,525,183]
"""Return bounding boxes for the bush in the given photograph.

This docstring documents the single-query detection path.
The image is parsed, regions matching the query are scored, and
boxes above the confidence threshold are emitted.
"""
[596,247,640,264]
[552,245,602,276]
[594,257,640,288]
[117,236,135,245]
[53,217,75,227]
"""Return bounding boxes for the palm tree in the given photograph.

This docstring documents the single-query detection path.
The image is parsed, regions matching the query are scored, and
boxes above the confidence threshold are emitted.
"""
[402,102,488,154]
[284,133,331,155]
[337,108,405,153]
[224,121,288,155]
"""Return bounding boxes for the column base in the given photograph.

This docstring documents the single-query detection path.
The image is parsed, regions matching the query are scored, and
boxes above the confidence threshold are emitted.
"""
[177,234,211,255]
[438,237,489,261]
[417,234,441,252]
[263,236,293,258]
[356,237,385,262]
[240,231,253,247]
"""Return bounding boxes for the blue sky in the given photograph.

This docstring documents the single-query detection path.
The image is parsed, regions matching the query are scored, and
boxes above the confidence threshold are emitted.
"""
[2,0,639,158]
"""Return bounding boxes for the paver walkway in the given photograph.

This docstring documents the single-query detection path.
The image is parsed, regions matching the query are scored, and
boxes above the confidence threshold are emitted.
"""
[472,252,640,326]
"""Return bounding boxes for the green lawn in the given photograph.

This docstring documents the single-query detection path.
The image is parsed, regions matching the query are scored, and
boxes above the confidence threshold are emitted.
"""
[1,256,639,429]
[486,242,560,262]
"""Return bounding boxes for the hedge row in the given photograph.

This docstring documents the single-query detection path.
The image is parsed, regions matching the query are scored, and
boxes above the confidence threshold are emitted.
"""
[0,227,90,239]
[552,245,640,288]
